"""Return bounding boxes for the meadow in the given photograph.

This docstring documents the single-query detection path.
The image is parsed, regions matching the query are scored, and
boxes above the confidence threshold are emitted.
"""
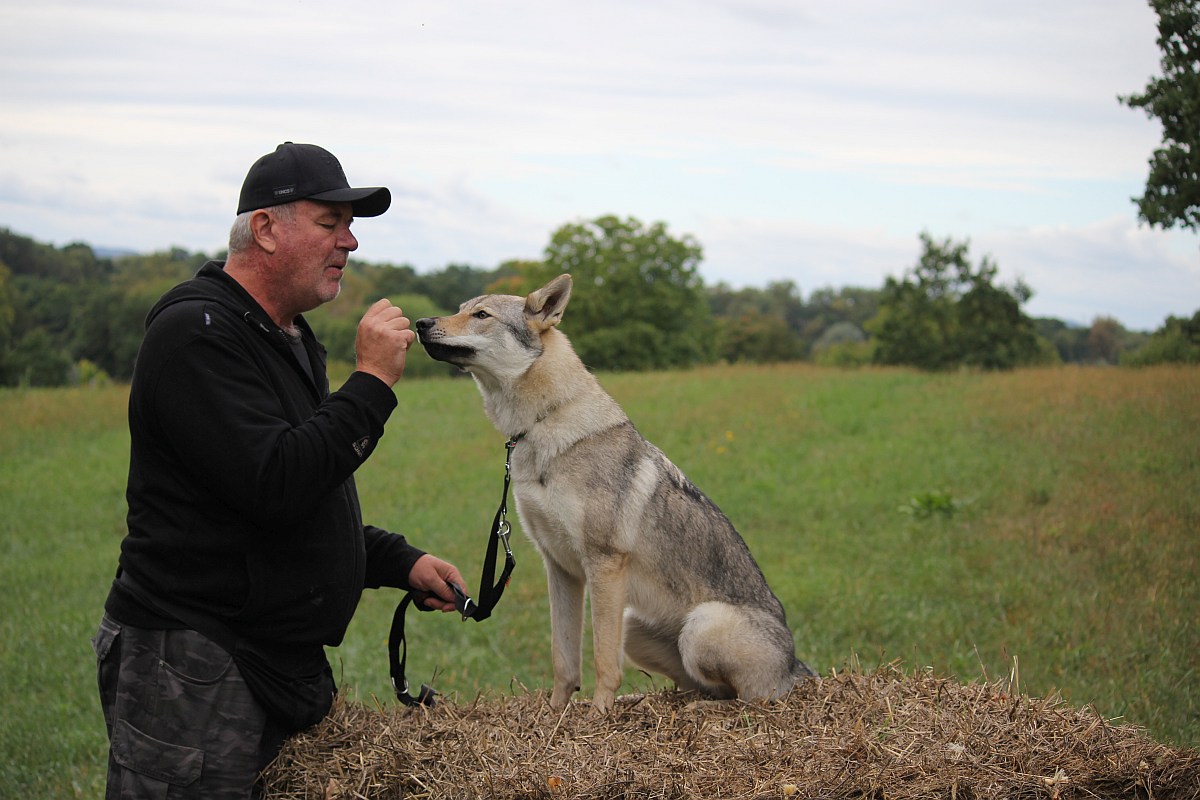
[1,363,1197,797]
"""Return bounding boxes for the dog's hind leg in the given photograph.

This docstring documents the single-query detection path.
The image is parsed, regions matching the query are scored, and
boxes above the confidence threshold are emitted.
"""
[544,560,586,709]
[585,553,630,713]
[623,612,702,692]
[679,602,794,701]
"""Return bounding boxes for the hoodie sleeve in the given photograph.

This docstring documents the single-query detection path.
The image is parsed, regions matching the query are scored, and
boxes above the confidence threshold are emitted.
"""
[363,525,427,589]
[139,301,398,527]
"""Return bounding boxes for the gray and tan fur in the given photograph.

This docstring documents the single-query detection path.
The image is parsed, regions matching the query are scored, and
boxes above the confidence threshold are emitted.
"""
[416,274,816,712]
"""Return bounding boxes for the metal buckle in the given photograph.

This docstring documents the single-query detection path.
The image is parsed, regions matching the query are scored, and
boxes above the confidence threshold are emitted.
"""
[448,581,476,621]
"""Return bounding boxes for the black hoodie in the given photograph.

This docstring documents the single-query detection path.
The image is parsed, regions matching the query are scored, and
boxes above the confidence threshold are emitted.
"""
[105,261,424,653]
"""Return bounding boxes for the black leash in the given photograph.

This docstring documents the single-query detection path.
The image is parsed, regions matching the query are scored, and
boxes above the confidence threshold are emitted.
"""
[389,434,522,707]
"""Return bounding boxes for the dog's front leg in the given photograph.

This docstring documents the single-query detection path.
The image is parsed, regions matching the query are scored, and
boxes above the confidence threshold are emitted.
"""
[544,560,586,709]
[586,553,630,714]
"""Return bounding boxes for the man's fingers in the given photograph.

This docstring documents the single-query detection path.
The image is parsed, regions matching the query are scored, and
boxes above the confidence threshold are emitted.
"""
[355,300,416,385]
[364,298,411,326]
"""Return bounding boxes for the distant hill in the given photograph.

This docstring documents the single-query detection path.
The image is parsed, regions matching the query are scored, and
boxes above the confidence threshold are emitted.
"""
[92,246,139,260]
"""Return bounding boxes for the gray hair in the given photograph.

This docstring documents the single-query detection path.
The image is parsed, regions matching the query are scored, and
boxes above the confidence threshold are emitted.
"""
[227,202,298,254]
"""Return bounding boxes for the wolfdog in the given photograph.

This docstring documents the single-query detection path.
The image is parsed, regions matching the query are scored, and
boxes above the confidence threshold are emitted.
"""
[415,274,816,712]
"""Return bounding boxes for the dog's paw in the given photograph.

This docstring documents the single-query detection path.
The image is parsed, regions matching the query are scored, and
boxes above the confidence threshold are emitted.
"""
[549,685,578,710]
[589,690,616,715]
[588,700,613,716]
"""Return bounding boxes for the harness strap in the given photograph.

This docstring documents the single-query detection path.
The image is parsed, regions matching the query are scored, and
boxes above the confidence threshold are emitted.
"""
[390,434,522,707]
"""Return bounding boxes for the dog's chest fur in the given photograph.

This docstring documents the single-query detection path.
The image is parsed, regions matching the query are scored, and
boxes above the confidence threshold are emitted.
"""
[508,448,584,568]
[505,420,639,579]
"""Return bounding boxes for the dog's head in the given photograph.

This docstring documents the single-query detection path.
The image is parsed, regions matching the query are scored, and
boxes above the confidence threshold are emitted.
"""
[415,274,573,381]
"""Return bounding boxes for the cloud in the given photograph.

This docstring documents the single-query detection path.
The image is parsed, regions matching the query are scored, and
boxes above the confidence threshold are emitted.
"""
[977,219,1199,330]
[691,214,1198,331]
[0,0,1194,330]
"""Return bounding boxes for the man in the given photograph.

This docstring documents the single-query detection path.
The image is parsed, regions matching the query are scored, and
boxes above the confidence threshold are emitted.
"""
[93,142,465,798]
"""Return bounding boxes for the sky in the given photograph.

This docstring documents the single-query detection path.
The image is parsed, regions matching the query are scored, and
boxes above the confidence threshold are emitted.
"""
[1,0,1197,331]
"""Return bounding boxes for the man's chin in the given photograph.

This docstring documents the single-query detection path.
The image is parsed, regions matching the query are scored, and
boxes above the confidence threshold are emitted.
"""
[321,277,343,303]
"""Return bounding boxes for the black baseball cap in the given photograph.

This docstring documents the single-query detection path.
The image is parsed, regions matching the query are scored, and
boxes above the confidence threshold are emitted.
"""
[237,142,391,217]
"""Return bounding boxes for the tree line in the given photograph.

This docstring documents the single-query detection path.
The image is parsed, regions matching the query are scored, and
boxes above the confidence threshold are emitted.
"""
[0,219,1194,388]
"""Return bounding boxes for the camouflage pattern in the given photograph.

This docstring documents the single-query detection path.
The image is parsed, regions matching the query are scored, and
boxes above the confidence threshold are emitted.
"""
[92,614,288,799]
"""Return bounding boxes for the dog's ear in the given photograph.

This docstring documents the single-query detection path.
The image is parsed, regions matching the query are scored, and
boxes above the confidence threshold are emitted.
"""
[525,274,572,329]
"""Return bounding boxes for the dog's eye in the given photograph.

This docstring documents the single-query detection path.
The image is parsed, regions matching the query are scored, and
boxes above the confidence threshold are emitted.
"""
[473,310,490,319]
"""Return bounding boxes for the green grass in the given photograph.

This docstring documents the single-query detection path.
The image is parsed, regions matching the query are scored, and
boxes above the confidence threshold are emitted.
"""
[2,364,1198,797]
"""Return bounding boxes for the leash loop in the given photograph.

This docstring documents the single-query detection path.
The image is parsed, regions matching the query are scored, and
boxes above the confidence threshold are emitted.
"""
[389,434,522,706]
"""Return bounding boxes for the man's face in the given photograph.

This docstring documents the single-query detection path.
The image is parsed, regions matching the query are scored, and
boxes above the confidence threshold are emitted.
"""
[272,200,359,314]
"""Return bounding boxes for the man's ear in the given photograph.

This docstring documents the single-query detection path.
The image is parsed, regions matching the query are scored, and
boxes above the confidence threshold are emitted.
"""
[250,210,278,255]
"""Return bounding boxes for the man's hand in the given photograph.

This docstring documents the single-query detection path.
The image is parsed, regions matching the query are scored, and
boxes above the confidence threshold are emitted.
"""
[355,298,417,386]
[407,554,468,612]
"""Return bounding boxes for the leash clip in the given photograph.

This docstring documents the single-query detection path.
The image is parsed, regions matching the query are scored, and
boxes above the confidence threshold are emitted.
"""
[393,675,438,707]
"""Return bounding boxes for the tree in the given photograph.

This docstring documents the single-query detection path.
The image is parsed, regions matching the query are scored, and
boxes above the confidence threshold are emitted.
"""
[800,285,881,356]
[1120,0,1200,231]
[715,312,801,364]
[484,259,541,295]
[1123,310,1200,364]
[537,215,712,370]
[804,286,881,329]
[1035,318,1090,362]
[870,235,969,370]
[0,262,14,352]
[1087,316,1125,364]
[3,328,71,386]
[956,262,1041,369]
[417,263,494,312]
[0,261,15,381]
[811,321,873,368]
[870,233,1042,371]
[368,261,421,298]
[708,281,804,363]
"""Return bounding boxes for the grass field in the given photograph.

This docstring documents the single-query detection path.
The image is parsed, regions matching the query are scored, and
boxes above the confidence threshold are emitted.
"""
[2,363,1197,797]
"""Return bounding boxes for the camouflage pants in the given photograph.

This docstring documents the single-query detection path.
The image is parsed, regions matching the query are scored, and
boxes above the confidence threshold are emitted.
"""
[92,614,288,799]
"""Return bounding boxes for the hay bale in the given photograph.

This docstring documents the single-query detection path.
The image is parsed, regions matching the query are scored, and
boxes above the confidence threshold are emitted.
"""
[262,664,1199,799]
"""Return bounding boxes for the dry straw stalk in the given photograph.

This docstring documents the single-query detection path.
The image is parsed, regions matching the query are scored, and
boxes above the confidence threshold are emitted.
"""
[263,663,1199,799]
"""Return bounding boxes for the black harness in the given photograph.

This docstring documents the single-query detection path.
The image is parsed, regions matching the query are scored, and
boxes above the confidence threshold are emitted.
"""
[389,435,522,706]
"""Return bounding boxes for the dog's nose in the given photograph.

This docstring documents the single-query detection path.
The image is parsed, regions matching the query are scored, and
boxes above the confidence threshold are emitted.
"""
[415,318,434,338]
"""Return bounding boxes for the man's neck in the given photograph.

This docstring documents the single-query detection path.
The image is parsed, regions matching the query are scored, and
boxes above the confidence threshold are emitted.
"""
[224,256,295,331]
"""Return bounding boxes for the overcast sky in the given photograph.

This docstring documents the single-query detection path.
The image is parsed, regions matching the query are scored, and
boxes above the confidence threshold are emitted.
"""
[2,0,1196,330]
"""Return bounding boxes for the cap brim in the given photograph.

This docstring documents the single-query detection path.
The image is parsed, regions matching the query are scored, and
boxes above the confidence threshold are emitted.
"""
[308,186,392,217]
